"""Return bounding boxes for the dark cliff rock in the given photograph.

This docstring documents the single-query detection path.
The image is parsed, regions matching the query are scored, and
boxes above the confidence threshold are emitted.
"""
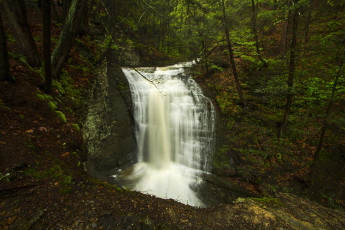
[83,51,136,179]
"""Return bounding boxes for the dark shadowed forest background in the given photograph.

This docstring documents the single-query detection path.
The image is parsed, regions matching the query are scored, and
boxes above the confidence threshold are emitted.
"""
[0,0,345,229]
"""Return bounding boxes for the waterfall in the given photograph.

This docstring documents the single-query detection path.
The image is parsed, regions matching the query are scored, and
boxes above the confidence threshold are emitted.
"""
[121,62,215,207]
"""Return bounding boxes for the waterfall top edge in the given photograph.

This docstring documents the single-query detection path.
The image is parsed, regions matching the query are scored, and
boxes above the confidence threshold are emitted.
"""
[121,61,197,71]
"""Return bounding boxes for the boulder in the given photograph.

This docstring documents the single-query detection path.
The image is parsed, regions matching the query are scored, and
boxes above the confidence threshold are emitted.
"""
[83,54,136,179]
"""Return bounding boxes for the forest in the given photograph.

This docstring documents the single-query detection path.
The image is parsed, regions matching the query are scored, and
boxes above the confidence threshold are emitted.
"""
[0,0,345,229]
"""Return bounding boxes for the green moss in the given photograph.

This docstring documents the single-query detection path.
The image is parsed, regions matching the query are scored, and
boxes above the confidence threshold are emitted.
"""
[0,172,11,182]
[26,164,73,193]
[62,175,72,185]
[59,187,72,194]
[7,34,16,43]
[33,36,41,42]
[34,67,45,80]
[72,123,80,131]
[55,111,67,123]
[37,92,59,112]
[26,165,62,179]
[89,178,124,192]
[8,52,27,65]
[48,101,58,111]
[51,70,82,106]
[52,80,65,95]
[248,196,284,207]
[22,141,36,153]
[37,92,53,101]
[118,82,128,91]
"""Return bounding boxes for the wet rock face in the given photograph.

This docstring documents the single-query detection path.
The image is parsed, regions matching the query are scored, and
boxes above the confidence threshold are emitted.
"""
[83,56,136,178]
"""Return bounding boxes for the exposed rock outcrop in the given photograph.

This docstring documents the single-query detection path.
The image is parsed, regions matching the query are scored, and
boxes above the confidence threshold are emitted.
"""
[83,52,136,178]
[209,193,345,229]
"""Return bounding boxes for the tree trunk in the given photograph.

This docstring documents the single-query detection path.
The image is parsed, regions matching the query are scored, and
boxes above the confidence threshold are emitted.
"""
[88,0,96,17]
[303,0,312,53]
[51,0,61,22]
[311,59,344,174]
[62,0,72,22]
[201,39,208,73]
[0,10,12,81]
[2,0,41,67]
[251,0,267,66]
[37,0,42,8]
[279,0,299,138]
[221,0,246,106]
[79,0,89,35]
[51,0,86,79]
[273,0,278,10]
[280,0,291,58]
[43,0,52,92]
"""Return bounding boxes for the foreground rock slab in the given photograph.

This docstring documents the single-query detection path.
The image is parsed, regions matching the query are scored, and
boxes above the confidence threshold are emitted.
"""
[212,193,345,229]
[1,180,344,230]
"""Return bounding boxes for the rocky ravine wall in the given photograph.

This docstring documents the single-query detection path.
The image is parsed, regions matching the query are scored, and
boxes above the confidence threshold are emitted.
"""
[83,51,137,178]
[81,51,345,228]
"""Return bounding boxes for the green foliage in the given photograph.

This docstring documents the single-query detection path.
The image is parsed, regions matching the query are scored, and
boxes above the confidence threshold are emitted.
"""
[216,91,232,114]
[254,74,289,107]
[8,52,27,65]
[213,145,231,169]
[216,90,242,115]
[257,10,279,32]
[210,64,223,72]
[0,102,11,110]
[239,54,256,64]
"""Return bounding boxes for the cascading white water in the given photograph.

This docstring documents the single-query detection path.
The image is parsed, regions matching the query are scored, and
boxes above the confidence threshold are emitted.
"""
[121,62,215,207]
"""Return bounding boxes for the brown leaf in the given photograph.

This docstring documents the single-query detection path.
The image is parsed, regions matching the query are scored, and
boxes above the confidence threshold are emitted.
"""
[8,216,16,225]
[25,129,34,134]
[61,152,70,157]
[39,127,48,132]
